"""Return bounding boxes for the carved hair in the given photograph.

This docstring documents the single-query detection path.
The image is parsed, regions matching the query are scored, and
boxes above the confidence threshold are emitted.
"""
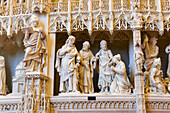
[30,15,39,24]
[114,54,121,61]
[149,37,158,43]
[83,41,90,48]
[68,35,76,43]
[100,40,107,46]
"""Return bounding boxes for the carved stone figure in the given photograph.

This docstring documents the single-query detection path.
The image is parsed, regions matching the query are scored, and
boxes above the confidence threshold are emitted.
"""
[149,58,165,94]
[163,78,170,94]
[110,54,132,94]
[78,41,96,94]
[135,51,144,74]
[142,35,159,71]
[0,56,6,95]
[165,44,170,77]
[55,36,80,93]
[23,15,47,73]
[95,40,113,93]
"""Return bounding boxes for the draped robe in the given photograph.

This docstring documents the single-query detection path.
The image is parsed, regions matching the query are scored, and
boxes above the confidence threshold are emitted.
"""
[110,61,132,94]
[96,49,113,89]
[23,28,47,72]
[79,50,94,93]
[0,56,6,95]
[56,44,79,92]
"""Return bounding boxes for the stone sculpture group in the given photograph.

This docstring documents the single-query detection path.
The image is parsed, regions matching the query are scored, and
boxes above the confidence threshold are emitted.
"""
[55,34,170,95]
[0,15,170,96]
[56,36,132,94]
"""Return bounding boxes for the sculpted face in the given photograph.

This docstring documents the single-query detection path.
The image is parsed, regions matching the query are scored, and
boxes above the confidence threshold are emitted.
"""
[83,43,88,51]
[150,37,158,46]
[32,21,38,27]
[82,41,90,51]
[100,42,107,50]
[68,36,75,46]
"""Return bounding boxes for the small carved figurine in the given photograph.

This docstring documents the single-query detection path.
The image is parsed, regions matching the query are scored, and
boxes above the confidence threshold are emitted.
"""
[149,58,165,94]
[55,35,80,93]
[165,44,170,77]
[0,56,6,95]
[95,40,113,93]
[135,51,144,74]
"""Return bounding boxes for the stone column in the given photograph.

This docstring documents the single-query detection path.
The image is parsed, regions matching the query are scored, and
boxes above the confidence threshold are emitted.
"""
[133,30,146,113]
[131,2,146,113]
[47,33,56,96]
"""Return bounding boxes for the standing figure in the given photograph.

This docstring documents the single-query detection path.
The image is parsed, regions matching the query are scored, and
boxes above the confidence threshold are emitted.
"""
[55,36,80,93]
[0,56,6,95]
[78,41,96,94]
[95,40,113,93]
[142,35,159,72]
[149,58,165,94]
[165,44,170,77]
[110,54,132,94]
[23,15,47,73]
[135,51,144,74]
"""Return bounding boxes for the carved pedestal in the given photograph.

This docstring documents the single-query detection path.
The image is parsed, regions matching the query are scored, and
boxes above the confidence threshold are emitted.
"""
[19,72,50,113]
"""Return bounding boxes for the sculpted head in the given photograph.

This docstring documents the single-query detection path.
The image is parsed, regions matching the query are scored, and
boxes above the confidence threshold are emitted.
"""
[67,35,76,46]
[113,54,121,64]
[150,37,158,46]
[30,15,39,27]
[100,40,107,50]
[83,41,90,51]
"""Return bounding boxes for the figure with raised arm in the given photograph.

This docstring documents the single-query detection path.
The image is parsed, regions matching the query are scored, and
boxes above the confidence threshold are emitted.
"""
[142,35,159,72]
[23,15,47,73]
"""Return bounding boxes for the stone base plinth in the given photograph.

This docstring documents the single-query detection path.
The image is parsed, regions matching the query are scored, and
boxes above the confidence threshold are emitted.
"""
[50,94,136,113]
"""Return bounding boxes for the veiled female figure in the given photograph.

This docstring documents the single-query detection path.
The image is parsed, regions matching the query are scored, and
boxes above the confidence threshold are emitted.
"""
[78,41,95,94]
[110,54,132,94]
[23,15,47,73]
[55,36,80,93]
